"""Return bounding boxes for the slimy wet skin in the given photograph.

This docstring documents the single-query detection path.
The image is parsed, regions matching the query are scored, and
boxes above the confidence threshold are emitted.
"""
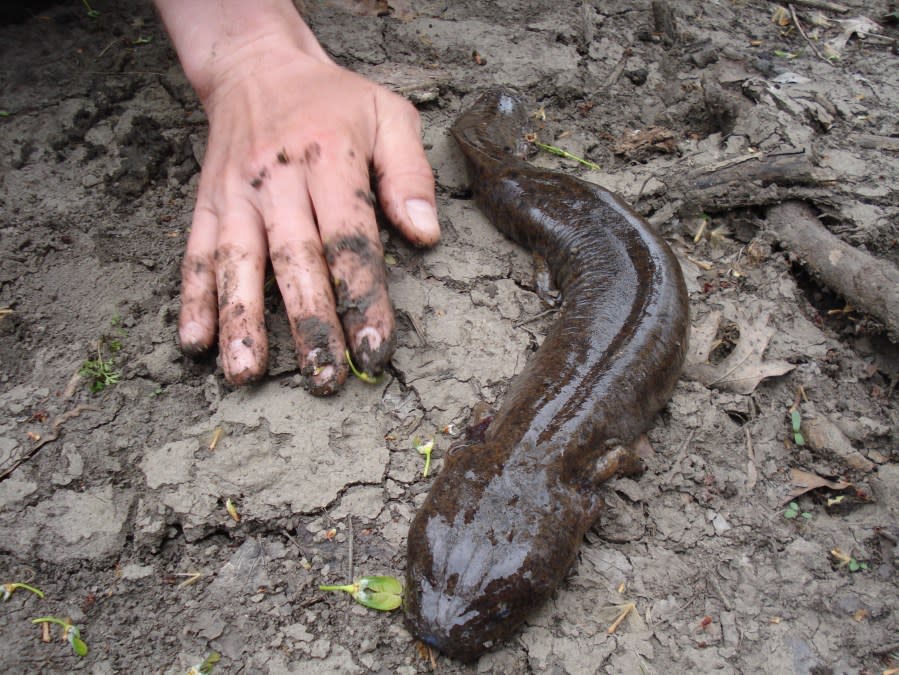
[404,90,690,661]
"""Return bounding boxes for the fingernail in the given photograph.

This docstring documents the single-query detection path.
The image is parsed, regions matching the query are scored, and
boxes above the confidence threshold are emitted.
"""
[405,199,439,241]
[227,338,257,377]
[354,326,382,355]
[180,321,207,349]
[305,348,339,395]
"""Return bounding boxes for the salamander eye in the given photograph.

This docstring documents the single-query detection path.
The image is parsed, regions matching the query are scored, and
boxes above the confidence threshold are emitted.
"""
[495,606,511,620]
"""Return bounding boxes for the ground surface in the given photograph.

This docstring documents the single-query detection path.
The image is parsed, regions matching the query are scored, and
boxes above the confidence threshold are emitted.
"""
[0,1,897,673]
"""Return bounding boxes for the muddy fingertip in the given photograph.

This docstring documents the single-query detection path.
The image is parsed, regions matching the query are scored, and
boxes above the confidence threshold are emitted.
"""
[302,348,348,396]
[351,326,396,376]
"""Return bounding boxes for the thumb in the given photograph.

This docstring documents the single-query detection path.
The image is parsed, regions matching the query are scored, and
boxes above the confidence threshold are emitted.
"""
[372,91,440,247]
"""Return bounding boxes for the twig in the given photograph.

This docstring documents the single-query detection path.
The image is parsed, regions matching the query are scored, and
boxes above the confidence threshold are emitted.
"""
[513,307,557,328]
[788,0,848,12]
[788,4,836,67]
[0,405,98,480]
[347,516,354,583]
[744,426,758,493]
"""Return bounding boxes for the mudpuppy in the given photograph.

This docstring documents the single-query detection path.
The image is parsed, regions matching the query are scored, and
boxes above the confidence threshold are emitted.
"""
[403,89,690,661]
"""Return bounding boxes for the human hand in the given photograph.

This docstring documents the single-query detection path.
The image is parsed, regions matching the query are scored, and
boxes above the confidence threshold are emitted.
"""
[163,5,439,393]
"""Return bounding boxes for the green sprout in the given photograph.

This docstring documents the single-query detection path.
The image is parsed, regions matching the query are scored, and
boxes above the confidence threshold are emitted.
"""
[79,341,121,393]
[319,575,403,611]
[2,582,45,601]
[533,141,600,170]
[414,438,434,477]
[783,502,812,520]
[81,0,100,18]
[790,408,804,446]
[345,349,380,384]
[31,617,88,656]
[188,651,221,675]
[831,548,868,573]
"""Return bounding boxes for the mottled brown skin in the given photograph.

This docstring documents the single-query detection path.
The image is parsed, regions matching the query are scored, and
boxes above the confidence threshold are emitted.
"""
[404,90,690,661]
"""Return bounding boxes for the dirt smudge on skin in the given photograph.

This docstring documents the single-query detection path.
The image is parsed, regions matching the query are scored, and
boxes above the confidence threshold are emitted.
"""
[324,230,394,374]
[355,187,376,208]
[304,141,322,165]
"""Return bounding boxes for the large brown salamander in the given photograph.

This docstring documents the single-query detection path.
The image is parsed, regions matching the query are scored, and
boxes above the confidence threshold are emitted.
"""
[404,90,690,661]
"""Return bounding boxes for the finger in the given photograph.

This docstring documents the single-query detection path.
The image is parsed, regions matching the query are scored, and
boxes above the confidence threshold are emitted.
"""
[304,136,395,375]
[372,91,440,247]
[179,197,219,356]
[262,161,348,395]
[215,198,270,385]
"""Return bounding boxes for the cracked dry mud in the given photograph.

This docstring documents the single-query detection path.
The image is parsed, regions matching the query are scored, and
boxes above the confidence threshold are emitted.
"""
[1,1,897,673]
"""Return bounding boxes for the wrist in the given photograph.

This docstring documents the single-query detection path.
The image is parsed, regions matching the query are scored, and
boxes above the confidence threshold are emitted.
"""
[154,0,331,99]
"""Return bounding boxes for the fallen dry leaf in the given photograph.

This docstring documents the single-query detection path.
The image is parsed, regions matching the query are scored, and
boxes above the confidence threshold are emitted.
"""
[828,16,881,54]
[782,467,851,505]
[685,307,795,395]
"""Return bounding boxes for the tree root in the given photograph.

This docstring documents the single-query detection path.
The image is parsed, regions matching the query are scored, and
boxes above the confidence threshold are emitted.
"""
[766,200,899,340]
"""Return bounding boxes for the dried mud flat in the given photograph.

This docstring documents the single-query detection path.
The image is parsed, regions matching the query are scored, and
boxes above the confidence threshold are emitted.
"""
[1,1,897,673]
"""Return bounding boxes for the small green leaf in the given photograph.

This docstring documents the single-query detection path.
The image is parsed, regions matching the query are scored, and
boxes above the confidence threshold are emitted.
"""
[848,559,859,572]
[793,431,805,446]
[354,576,403,611]
[358,590,403,611]
[801,511,812,520]
[790,410,801,432]
[360,575,403,595]
[319,575,403,611]
[784,502,799,519]
[71,635,89,656]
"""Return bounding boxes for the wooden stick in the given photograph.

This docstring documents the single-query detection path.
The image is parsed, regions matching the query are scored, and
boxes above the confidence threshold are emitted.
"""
[766,200,899,340]
[788,0,849,12]
[788,4,836,67]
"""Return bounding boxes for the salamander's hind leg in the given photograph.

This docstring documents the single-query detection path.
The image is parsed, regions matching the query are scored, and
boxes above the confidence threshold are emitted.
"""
[592,443,646,485]
[533,253,561,307]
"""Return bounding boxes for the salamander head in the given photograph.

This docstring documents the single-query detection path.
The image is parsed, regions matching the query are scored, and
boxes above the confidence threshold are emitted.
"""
[450,89,532,166]
[404,442,588,661]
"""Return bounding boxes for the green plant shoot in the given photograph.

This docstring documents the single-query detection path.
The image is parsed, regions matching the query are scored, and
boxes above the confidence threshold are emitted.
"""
[790,409,804,446]
[32,617,88,656]
[345,349,380,384]
[415,438,434,477]
[2,582,45,601]
[319,575,403,611]
[533,141,600,170]
[188,651,221,675]
[784,502,811,520]
[79,354,120,392]
[81,0,100,18]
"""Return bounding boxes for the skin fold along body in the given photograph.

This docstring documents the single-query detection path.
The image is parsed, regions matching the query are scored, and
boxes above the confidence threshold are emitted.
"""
[403,89,690,661]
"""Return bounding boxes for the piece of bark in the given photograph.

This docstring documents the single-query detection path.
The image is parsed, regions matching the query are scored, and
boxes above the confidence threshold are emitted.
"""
[766,200,899,340]
[651,0,679,45]
[803,414,876,473]
[659,150,834,215]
